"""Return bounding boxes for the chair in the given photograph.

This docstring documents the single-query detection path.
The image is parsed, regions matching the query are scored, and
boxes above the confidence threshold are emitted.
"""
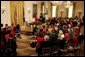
[74,46,81,56]
[50,40,59,56]
[67,47,74,56]
[51,46,59,56]
[40,41,51,56]
[58,49,67,56]
[41,47,51,56]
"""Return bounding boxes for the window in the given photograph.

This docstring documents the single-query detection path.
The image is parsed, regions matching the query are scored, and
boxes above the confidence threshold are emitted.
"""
[41,2,45,14]
[68,5,73,18]
[42,5,45,14]
[52,5,56,17]
[33,4,37,17]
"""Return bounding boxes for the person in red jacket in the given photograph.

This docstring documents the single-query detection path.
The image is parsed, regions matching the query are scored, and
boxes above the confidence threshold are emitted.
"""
[71,35,78,48]
[5,31,10,42]
[10,30,16,40]
[1,39,5,56]
[36,32,44,56]
[64,30,70,43]
[34,15,38,22]
[4,30,11,56]
[36,32,44,47]
[11,23,16,32]
[52,25,55,32]
[42,25,47,35]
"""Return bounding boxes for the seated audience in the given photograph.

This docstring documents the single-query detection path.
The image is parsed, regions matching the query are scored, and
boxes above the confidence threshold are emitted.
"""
[15,24,21,39]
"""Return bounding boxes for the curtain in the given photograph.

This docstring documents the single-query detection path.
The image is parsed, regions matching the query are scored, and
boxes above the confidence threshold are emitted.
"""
[10,1,24,26]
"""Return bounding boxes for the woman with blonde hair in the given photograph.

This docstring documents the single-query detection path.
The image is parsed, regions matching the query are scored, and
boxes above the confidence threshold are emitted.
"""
[58,30,65,49]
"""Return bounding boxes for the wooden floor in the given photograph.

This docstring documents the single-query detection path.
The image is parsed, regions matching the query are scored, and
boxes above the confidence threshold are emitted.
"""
[16,34,38,56]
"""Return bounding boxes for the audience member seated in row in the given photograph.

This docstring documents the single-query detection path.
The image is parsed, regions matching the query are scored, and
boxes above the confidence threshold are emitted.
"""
[15,24,21,39]
[33,16,84,56]
[1,23,19,56]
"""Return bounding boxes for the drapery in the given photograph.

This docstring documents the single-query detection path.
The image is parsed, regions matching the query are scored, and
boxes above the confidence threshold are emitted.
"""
[10,1,24,25]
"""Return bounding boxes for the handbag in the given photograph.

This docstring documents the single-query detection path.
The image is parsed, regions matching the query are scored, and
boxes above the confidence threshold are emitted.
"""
[30,41,36,48]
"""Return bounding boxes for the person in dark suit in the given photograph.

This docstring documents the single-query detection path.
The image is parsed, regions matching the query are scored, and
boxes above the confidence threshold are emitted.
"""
[15,24,21,39]
[33,25,37,35]
[39,13,43,23]
[9,34,17,56]
[42,14,46,23]
[1,24,3,28]
[5,24,9,29]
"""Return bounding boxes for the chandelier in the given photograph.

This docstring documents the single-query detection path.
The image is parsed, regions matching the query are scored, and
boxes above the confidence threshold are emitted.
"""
[50,1,73,8]
[64,1,73,8]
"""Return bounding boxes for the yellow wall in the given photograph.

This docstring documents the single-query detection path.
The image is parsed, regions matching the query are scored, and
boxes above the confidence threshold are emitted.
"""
[57,3,67,17]
[10,1,24,26]
[74,1,84,18]
[37,2,41,18]
[46,1,84,18]
[1,1,11,27]
[1,1,84,27]
[24,1,41,23]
